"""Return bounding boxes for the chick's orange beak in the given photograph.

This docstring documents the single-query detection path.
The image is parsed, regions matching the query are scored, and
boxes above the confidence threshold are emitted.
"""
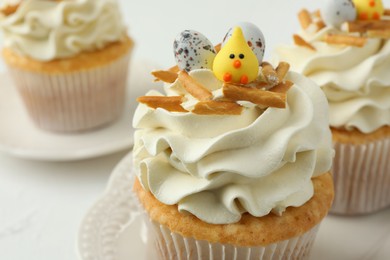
[233,60,241,69]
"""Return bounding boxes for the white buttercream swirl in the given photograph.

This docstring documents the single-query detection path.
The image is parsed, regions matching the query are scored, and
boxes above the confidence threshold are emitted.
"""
[275,27,390,133]
[0,0,126,61]
[133,69,333,224]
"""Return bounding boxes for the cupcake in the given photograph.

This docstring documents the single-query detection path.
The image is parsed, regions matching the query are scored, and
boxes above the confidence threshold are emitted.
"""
[133,24,334,259]
[0,0,133,132]
[275,1,390,215]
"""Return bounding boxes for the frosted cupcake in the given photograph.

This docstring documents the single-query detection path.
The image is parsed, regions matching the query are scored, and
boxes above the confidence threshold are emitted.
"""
[133,24,334,259]
[0,0,133,132]
[275,1,390,215]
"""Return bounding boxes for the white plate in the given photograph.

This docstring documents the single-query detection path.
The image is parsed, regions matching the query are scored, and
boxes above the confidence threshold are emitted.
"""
[0,60,160,161]
[77,152,158,260]
[77,152,390,260]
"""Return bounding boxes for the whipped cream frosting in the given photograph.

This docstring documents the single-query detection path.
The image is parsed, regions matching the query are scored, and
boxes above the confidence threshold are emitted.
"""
[276,27,390,133]
[133,69,333,224]
[0,0,127,61]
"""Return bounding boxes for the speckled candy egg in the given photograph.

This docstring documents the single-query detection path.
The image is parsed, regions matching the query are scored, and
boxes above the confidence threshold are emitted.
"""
[321,0,357,28]
[222,22,265,64]
[173,30,216,72]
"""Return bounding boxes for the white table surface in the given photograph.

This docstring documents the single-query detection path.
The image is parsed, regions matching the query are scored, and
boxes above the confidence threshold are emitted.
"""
[1,1,390,259]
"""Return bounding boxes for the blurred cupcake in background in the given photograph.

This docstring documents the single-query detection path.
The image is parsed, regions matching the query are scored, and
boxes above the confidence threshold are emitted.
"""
[0,0,133,133]
[275,0,390,215]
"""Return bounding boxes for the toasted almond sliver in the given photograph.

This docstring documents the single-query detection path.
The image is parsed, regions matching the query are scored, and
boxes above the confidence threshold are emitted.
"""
[168,65,180,73]
[137,96,188,112]
[313,10,322,19]
[1,4,19,16]
[261,62,279,86]
[270,81,294,94]
[315,20,326,32]
[178,70,213,101]
[384,9,390,17]
[367,29,390,39]
[223,84,286,109]
[213,96,236,102]
[214,43,222,53]
[347,20,390,33]
[192,100,243,115]
[151,70,178,83]
[293,34,316,51]
[275,62,290,82]
[298,9,312,30]
[323,34,367,47]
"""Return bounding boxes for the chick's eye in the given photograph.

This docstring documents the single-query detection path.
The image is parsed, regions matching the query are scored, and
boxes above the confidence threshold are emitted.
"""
[229,54,235,59]
[239,54,245,59]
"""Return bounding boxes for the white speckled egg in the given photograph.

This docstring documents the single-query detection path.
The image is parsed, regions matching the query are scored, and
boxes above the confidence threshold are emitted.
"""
[321,0,357,28]
[222,22,265,64]
[173,30,216,72]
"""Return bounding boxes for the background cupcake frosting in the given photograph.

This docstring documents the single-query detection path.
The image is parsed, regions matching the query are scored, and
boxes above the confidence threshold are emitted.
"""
[276,24,390,133]
[0,0,127,61]
[133,69,334,224]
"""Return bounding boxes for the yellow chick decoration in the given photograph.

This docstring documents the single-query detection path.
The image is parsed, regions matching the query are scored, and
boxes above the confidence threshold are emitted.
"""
[353,0,384,20]
[213,27,259,85]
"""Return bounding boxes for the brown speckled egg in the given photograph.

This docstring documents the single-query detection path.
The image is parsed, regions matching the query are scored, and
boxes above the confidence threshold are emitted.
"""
[173,30,216,72]
[222,22,265,64]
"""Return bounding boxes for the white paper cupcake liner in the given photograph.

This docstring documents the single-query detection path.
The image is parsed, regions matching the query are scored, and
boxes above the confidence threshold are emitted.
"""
[331,137,390,215]
[142,216,320,260]
[7,52,131,133]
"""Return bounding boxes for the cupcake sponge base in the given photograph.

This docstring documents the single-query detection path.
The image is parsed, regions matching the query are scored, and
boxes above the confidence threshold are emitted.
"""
[133,173,333,247]
[2,37,133,133]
